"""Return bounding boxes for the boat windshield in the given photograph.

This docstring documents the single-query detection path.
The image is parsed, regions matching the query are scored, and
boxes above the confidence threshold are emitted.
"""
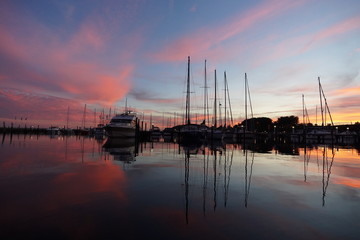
[110,119,133,123]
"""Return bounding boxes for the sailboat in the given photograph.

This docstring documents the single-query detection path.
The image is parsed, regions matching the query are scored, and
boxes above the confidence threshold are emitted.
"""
[241,73,255,140]
[60,106,73,135]
[75,104,90,135]
[199,59,210,139]
[304,77,335,143]
[210,69,223,141]
[223,71,235,140]
[179,56,202,143]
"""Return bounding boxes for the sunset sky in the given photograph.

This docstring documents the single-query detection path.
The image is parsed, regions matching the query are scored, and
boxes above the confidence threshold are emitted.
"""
[0,0,359,129]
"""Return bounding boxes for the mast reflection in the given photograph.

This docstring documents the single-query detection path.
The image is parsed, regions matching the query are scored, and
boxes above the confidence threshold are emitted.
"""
[224,146,234,207]
[202,146,209,217]
[184,145,190,224]
[303,145,311,182]
[244,147,255,208]
[322,146,335,207]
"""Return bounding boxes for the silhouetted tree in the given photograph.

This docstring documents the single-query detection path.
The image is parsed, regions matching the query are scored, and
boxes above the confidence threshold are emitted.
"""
[274,115,299,133]
[241,117,273,132]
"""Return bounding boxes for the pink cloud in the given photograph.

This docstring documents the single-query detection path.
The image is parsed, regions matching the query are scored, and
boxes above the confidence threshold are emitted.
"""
[0,3,139,106]
[70,23,106,50]
[304,15,360,51]
[153,0,309,62]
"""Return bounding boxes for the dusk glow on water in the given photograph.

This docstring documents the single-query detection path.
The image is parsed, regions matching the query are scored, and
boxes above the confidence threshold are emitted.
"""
[1,135,359,239]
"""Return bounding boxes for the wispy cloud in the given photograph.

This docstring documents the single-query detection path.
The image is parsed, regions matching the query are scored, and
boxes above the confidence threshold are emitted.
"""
[153,0,309,62]
[253,15,360,67]
[189,4,197,12]
[130,89,182,104]
[303,15,360,52]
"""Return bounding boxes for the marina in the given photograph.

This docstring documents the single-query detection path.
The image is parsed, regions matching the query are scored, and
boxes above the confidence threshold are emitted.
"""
[1,1,360,239]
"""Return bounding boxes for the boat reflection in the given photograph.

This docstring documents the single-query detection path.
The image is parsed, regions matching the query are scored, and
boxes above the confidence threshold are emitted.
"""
[102,137,138,163]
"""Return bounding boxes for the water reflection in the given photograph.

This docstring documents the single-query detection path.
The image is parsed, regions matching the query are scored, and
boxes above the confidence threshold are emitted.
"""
[102,138,138,163]
[301,145,336,206]
[0,134,359,239]
[321,146,335,207]
[183,145,190,224]
[244,148,254,208]
[224,147,234,207]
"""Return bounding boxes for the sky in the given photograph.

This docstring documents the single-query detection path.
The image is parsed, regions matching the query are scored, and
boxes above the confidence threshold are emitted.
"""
[0,0,359,129]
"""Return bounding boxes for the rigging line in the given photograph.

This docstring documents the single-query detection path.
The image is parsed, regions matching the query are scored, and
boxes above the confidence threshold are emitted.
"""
[226,74,234,126]
[320,86,334,126]
[305,106,311,124]
[318,77,325,126]
[247,77,254,119]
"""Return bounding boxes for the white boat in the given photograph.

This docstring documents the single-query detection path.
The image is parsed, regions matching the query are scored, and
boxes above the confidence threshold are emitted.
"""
[47,126,61,135]
[105,111,137,138]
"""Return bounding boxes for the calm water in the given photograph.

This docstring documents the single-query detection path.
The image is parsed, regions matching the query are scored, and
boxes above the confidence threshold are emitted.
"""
[1,134,359,239]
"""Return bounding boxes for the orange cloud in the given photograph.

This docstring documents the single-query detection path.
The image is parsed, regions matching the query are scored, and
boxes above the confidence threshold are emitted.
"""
[334,86,360,95]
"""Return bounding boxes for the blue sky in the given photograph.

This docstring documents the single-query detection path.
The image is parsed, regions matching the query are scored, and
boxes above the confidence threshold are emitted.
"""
[0,0,359,128]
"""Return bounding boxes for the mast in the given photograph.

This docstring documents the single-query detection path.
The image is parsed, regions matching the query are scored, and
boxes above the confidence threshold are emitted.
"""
[318,77,334,126]
[214,69,217,128]
[102,109,105,125]
[125,98,128,112]
[318,77,324,126]
[224,71,227,128]
[150,113,152,129]
[245,73,248,131]
[94,108,96,127]
[204,60,209,126]
[225,73,233,126]
[82,104,87,129]
[302,94,305,125]
[66,106,70,129]
[186,56,191,125]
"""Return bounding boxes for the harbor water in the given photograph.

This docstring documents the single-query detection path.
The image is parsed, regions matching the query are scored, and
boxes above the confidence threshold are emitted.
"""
[0,134,359,239]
